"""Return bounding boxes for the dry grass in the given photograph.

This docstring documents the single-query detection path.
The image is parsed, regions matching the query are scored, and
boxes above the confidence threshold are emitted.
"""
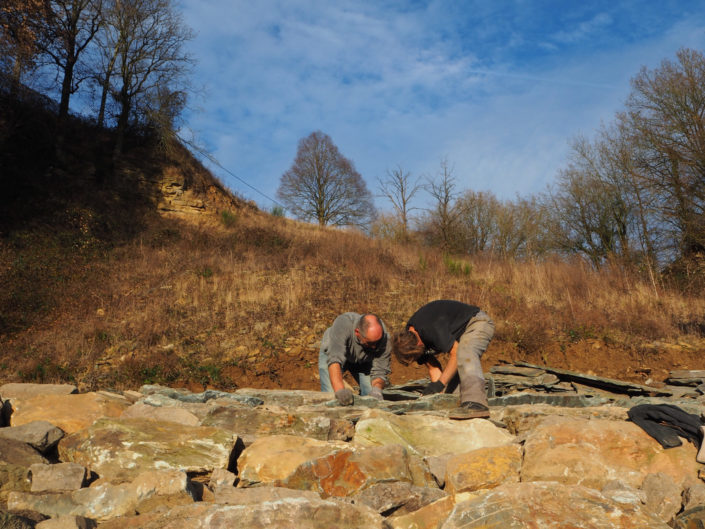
[2,203,704,392]
[2,92,704,391]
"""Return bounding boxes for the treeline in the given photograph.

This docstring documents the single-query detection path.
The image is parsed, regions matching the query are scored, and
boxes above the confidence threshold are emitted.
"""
[0,0,192,156]
[374,48,705,285]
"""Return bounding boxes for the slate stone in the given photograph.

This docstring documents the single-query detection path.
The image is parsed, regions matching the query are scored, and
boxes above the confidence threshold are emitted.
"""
[379,389,421,402]
[201,405,345,443]
[666,370,705,386]
[515,362,673,397]
[139,385,263,406]
[386,394,461,413]
[490,372,561,391]
[234,388,331,407]
[488,392,609,408]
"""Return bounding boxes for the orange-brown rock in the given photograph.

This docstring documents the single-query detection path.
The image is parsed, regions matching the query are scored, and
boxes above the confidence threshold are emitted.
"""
[9,392,130,434]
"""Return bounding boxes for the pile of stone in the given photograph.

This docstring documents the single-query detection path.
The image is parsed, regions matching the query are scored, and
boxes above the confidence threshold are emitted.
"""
[1,364,705,529]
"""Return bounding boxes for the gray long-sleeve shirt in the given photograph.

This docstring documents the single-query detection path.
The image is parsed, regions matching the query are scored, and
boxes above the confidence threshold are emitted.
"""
[320,312,391,383]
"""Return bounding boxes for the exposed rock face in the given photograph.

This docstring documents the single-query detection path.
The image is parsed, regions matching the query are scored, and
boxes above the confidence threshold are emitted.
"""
[0,377,704,527]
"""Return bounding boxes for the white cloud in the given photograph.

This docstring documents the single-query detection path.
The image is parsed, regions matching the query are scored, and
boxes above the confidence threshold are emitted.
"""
[178,1,705,212]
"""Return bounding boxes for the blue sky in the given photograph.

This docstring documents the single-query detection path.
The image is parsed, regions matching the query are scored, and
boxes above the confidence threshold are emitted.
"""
[179,1,705,213]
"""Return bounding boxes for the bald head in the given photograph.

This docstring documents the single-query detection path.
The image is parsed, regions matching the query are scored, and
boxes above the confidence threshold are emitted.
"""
[358,314,383,342]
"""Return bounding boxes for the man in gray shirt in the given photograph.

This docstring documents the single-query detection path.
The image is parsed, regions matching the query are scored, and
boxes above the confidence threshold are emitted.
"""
[318,312,391,405]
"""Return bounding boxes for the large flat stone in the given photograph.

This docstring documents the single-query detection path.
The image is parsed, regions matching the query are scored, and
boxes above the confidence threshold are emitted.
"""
[201,405,352,443]
[58,418,237,483]
[9,393,130,434]
[121,402,201,426]
[495,403,629,435]
[234,388,333,407]
[521,416,701,490]
[7,469,194,521]
[0,384,77,400]
[441,481,670,528]
[280,444,430,497]
[96,494,386,529]
[0,438,48,467]
[29,463,86,492]
[236,435,349,486]
[0,421,65,454]
[353,408,515,457]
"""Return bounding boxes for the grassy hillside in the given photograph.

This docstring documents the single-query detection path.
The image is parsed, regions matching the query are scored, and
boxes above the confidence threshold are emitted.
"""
[2,92,704,392]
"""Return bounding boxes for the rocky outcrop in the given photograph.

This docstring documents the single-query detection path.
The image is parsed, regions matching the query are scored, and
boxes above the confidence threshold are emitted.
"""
[0,376,703,528]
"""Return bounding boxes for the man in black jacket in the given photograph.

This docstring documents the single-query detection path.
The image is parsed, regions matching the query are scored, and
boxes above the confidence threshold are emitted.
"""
[393,300,494,419]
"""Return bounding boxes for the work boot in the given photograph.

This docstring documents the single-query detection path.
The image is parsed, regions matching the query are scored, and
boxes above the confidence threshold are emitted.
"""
[448,401,490,420]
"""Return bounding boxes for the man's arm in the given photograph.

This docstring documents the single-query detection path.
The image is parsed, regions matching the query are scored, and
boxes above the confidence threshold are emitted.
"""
[328,362,346,392]
[420,355,443,382]
[438,341,459,385]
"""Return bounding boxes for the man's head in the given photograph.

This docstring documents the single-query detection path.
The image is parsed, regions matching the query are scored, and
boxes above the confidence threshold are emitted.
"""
[355,314,384,350]
[392,329,425,365]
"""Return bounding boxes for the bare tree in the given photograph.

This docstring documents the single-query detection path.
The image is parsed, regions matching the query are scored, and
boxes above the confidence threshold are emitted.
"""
[455,190,499,254]
[108,0,193,158]
[277,131,375,227]
[91,0,119,127]
[38,0,103,121]
[377,165,421,239]
[624,47,705,259]
[425,158,463,252]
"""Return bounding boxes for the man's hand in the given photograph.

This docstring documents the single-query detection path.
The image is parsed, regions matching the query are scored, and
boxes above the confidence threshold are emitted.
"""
[422,380,445,395]
[335,388,354,406]
[368,387,384,401]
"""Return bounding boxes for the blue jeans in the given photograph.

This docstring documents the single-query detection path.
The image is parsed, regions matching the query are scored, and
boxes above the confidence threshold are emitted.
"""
[318,349,373,396]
